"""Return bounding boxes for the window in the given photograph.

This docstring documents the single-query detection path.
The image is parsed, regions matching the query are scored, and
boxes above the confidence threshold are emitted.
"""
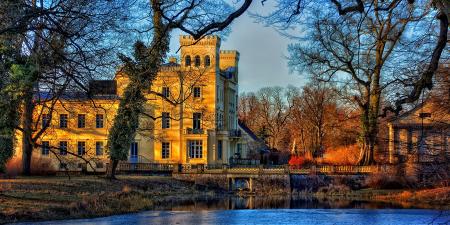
[218,140,223,160]
[59,141,67,155]
[204,55,211,67]
[193,113,202,130]
[162,87,170,98]
[96,114,104,128]
[96,141,104,156]
[194,55,201,67]
[59,114,68,128]
[189,140,203,158]
[237,143,242,154]
[130,142,138,158]
[41,141,50,155]
[78,114,85,128]
[185,55,191,66]
[162,142,170,159]
[42,114,51,128]
[96,162,104,169]
[162,112,170,129]
[193,87,201,98]
[77,141,86,155]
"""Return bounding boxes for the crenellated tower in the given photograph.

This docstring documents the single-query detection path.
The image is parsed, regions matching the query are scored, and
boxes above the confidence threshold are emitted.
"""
[179,35,221,68]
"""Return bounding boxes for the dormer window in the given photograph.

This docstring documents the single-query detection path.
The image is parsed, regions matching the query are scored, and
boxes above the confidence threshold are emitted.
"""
[204,55,211,67]
[194,55,201,67]
[185,55,191,66]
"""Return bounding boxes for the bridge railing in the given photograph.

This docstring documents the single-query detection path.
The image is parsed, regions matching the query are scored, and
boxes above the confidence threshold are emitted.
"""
[116,162,391,175]
[186,164,388,175]
[117,162,174,172]
[289,165,386,174]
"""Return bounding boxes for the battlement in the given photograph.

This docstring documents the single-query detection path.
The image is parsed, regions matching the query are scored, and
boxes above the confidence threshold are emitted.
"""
[219,50,239,70]
[179,35,221,46]
[219,50,240,60]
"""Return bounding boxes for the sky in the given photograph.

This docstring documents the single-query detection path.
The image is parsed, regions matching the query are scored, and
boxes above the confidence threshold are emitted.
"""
[168,2,306,93]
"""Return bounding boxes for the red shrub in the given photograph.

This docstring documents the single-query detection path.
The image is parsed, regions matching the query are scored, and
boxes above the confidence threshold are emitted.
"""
[289,156,306,169]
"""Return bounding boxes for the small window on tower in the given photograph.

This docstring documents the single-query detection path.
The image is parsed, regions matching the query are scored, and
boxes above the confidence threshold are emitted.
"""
[193,87,201,98]
[185,55,191,66]
[194,55,201,67]
[204,55,211,67]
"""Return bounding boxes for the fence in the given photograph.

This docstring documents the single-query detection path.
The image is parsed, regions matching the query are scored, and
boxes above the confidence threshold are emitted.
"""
[116,162,390,175]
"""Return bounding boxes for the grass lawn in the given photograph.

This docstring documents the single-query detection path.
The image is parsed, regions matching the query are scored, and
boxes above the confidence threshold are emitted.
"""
[0,175,221,224]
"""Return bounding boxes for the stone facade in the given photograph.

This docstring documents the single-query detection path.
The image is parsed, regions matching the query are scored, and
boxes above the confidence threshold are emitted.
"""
[13,35,257,172]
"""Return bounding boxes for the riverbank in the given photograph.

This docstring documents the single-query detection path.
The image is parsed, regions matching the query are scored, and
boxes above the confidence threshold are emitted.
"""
[0,175,224,224]
[1,176,449,224]
[306,187,450,210]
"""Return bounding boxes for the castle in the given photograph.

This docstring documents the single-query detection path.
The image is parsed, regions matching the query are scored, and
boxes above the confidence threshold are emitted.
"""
[13,35,259,172]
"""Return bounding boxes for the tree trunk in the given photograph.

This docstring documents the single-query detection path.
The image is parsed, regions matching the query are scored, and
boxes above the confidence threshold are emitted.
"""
[107,0,170,177]
[358,108,378,165]
[107,159,119,179]
[21,89,34,175]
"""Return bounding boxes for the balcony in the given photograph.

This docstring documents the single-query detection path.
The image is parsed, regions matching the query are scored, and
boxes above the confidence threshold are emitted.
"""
[229,129,242,138]
[185,128,205,134]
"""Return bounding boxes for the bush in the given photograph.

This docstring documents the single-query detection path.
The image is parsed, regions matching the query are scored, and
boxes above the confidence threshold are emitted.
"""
[319,144,359,165]
[289,156,306,169]
[364,172,415,189]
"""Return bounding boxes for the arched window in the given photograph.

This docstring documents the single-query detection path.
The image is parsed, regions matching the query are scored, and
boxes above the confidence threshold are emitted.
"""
[194,55,201,67]
[204,55,211,67]
[185,55,191,66]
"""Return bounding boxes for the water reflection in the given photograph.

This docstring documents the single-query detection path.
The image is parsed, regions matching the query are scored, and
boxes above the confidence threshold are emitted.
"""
[21,209,449,225]
[152,195,417,211]
[15,196,450,225]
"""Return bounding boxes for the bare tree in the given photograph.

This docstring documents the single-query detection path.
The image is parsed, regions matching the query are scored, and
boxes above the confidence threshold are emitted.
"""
[0,0,134,174]
[257,0,448,165]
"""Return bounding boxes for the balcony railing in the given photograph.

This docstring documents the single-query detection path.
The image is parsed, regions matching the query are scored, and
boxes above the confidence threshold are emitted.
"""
[229,129,242,138]
[185,128,204,134]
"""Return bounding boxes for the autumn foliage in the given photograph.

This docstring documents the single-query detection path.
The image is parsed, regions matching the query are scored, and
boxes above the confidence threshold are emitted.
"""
[318,144,360,165]
[288,156,306,169]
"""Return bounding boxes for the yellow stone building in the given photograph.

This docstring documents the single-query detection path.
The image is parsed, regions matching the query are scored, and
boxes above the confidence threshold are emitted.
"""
[387,62,450,165]
[14,35,249,172]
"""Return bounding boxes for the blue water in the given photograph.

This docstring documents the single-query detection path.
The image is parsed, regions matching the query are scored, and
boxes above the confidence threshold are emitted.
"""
[17,209,450,225]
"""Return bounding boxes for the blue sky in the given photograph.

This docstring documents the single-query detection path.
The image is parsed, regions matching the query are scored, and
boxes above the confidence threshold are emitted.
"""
[168,2,306,93]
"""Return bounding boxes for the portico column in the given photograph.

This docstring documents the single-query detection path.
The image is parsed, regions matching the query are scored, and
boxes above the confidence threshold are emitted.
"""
[388,123,396,164]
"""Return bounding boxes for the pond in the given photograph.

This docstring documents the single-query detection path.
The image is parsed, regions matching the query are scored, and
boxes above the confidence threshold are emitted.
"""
[16,196,449,225]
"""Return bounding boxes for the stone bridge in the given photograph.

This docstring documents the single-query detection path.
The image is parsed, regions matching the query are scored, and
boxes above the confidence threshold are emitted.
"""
[169,165,395,193]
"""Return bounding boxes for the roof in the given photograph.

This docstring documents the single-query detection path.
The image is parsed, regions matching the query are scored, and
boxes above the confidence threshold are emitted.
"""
[88,80,117,96]
[34,80,118,101]
[238,121,258,141]
[161,62,180,67]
